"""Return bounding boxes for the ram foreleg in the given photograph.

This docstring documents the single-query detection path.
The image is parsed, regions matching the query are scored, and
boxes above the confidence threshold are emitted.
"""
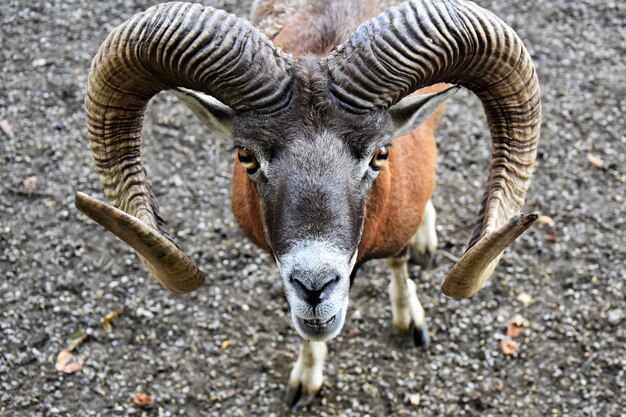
[410,199,438,269]
[285,340,327,411]
[387,256,430,349]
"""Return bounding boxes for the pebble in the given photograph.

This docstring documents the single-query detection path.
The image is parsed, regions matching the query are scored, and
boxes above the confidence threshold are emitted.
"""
[607,309,623,325]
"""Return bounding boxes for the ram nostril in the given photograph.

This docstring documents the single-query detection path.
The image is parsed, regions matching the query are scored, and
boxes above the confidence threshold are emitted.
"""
[320,275,340,292]
[290,275,308,292]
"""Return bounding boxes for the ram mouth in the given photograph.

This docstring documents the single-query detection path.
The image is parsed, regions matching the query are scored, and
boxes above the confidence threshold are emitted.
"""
[293,308,345,341]
[303,315,336,329]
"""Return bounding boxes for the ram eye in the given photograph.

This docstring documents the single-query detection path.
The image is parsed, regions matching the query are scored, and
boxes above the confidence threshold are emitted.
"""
[237,147,259,174]
[370,145,389,171]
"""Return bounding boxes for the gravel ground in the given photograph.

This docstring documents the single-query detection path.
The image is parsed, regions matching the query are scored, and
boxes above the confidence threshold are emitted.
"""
[1,0,624,416]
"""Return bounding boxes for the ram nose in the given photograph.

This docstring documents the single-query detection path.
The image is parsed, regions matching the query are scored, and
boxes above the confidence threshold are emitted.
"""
[290,271,340,309]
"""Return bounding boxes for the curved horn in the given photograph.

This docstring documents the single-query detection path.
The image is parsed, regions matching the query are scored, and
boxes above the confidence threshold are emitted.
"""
[77,2,292,293]
[325,0,541,298]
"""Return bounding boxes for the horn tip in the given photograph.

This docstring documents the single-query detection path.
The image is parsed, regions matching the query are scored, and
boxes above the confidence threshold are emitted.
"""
[158,270,206,294]
[440,282,478,299]
[74,191,92,213]
[515,212,540,228]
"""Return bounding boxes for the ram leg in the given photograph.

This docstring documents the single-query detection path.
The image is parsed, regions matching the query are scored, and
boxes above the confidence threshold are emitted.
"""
[410,199,438,269]
[387,256,430,349]
[285,340,327,412]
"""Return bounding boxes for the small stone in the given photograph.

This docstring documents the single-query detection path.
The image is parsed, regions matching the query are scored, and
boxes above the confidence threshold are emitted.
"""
[0,120,13,137]
[607,309,623,325]
[517,292,534,306]
[409,393,421,405]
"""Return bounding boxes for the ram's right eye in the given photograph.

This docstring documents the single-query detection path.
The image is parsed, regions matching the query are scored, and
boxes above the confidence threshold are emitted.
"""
[237,147,259,174]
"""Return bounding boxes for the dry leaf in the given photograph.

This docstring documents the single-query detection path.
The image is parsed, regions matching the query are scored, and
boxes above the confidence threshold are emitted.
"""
[103,308,123,331]
[545,234,560,243]
[507,314,529,338]
[507,323,524,338]
[220,340,230,350]
[409,393,421,406]
[23,176,38,193]
[55,349,87,374]
[55,350,72,371]
[538,215,555,227]
[66,331,88,350]
[55,331,89,374]
[133,393,155,408]
[587,153,604,169]
[510,313,529,327]
[517,292,534,306]
[500,339,518,356]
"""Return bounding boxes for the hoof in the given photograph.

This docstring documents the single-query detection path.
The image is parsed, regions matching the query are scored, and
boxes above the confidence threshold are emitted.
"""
[412,322,431,349]
[285,383,318,412]
[389,321,430,350]
[410,248,436,269]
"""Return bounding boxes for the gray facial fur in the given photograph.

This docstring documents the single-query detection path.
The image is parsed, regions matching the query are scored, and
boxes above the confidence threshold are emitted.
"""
[173,58,456,340]
[231,59,390,339]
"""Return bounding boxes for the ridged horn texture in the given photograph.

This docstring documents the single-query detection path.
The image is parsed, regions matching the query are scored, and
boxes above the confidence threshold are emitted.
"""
[326,0,541,298]
[79,2,292,293]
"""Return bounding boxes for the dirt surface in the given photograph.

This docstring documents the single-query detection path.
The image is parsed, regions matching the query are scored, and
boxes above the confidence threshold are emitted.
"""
[1,0,624,416]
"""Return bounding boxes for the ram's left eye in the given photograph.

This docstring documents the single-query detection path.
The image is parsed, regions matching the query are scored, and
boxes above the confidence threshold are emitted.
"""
[370,145,389,171]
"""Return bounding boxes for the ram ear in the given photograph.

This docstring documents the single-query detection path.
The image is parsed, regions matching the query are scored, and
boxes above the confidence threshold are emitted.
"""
[388,85,460,139]
[169,88,236,140]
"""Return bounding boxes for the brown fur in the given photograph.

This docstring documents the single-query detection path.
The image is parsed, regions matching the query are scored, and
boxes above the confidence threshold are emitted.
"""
[357,93,445,263]
[232,1,449,264]
[272,1,382,56]
[231,162,272,253]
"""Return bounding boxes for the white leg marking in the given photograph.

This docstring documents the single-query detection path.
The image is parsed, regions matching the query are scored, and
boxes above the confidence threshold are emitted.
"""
[411,199,438,256]
[387,258,426,331]
[288,340,327,395]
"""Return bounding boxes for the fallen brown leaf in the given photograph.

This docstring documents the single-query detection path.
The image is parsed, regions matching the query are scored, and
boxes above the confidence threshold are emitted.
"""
[545,234,560,243]
[55,349,87,374]
[55,330,89,374]
[507,323,524,338]
[103,308,123,331]
[66,331,88,350]
[507,314,529,338]
[587,153,604,169]
[538,215,555,227]
[500,339,518,356]
[23,176,38,193]
[133,393,155,408]
[55,350,72,370]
